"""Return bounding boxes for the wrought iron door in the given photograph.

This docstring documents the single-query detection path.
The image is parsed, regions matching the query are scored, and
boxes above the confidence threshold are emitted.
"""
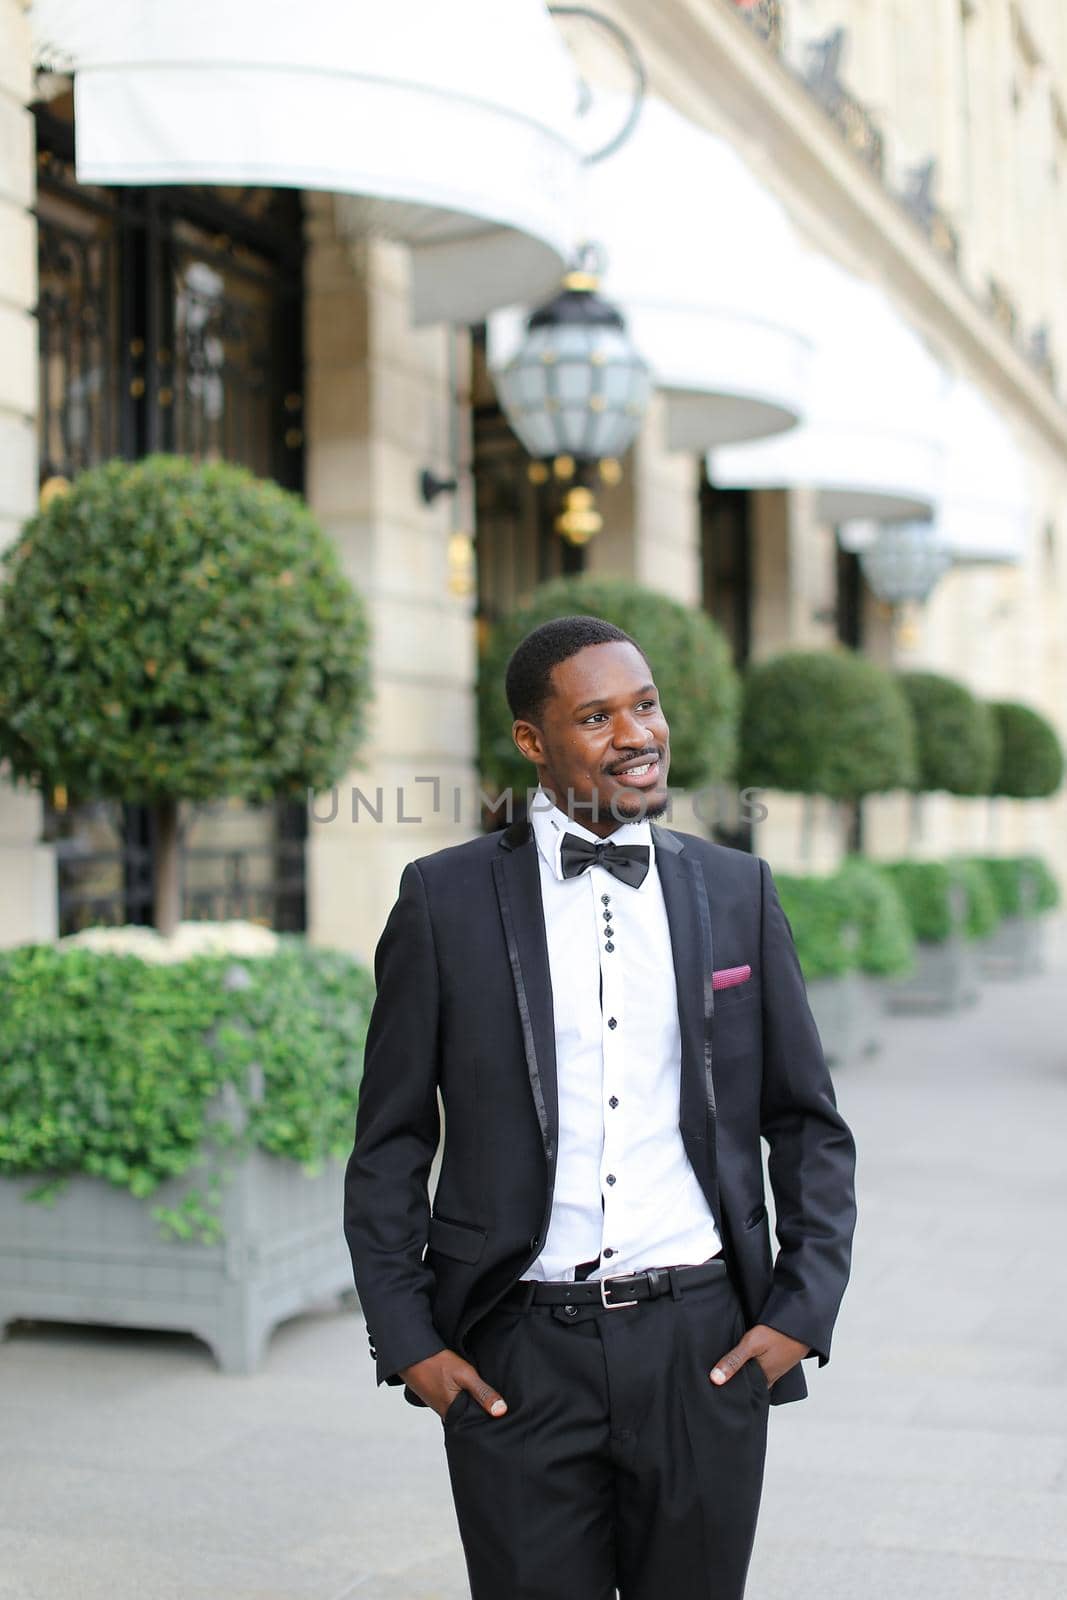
[33,99,307,933]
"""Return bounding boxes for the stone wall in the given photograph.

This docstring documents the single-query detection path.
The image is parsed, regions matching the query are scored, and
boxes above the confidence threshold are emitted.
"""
[0,0,55,947]
[302,201,478,963]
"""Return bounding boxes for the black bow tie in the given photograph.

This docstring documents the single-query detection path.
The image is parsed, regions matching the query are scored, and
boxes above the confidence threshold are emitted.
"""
[559,832,650,889]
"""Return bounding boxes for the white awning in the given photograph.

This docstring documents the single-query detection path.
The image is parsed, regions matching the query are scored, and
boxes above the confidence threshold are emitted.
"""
[837,378,1030,565]
[709,255,945,521]
[936,380,1030,562]
[30,0,583,326]
[488,96,812,449]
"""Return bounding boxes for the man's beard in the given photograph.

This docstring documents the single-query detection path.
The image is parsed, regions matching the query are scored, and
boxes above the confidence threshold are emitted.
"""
[611,789,670,822]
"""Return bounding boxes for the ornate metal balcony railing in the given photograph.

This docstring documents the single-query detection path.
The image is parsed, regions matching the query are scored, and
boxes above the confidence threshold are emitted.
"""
[727,8,1061,399]
[901,158,961,269]
[986,277,1020,342]
[802,28,885,177]
[732,0,784,55]
[1026,323,1057,389]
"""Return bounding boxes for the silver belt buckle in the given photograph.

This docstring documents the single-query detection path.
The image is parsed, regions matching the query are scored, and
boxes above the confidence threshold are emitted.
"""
[600,1272,640,1310]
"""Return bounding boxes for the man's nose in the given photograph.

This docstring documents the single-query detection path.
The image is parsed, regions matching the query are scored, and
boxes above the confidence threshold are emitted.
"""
[612,710,648,747]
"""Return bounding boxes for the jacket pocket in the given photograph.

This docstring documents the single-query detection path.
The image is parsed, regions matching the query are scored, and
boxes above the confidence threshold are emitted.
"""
[713,982,758,1011]
[428,1214,488,1264]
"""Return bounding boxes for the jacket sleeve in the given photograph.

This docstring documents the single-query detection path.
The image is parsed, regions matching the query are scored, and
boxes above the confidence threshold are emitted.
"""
[755,856,858,1365]
[343,860,448,1386]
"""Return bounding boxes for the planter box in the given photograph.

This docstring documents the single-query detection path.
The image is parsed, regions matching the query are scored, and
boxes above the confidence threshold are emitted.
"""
[806,972,862,1069]
[977,914,1046,979]
[884,936,980,1013]
[854,974,893,1057]
[0,1147,352,1373]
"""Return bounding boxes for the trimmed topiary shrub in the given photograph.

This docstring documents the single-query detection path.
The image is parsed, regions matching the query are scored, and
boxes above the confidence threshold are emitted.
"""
[952,858,1000,940]
[834,857,915,977]
[988,701,1065,798]
[0,939,374,1241]
[897,671,999,795]
[740,649,917,798]
[880,861,957,944]
[477,575,739,796]
[773,873,858,981]
[972,854,1061,918]
[0,455,371,933]
[881,858,999,944]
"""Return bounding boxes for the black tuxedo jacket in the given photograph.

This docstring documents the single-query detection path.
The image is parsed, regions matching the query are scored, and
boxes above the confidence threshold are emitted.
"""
[343,818,857,1407]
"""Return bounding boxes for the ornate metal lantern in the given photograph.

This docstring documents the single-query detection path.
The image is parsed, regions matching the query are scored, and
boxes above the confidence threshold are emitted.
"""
[493,247,651,542]
[857,520,952,650]
[858,521,952,604]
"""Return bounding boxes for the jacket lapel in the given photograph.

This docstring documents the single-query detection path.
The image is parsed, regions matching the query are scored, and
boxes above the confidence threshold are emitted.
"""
[652,825,721,1222]
[492,819,559,1167]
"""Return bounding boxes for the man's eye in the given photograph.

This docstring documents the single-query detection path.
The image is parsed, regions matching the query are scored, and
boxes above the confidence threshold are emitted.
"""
[583,712,607,724]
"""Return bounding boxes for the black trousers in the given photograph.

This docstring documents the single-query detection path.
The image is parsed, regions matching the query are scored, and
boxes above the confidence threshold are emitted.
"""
[442,1270,770,1599]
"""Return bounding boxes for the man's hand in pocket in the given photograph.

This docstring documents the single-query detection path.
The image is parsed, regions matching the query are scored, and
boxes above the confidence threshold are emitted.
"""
[399,1350,508,1419]
[709,1326,809,1390]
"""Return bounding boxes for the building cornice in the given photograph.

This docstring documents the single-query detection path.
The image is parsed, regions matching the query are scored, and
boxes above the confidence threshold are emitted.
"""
[604,0,1067,459]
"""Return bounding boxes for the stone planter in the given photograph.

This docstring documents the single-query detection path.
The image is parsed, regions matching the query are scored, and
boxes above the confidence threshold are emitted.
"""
[855,974,892,1057]
[806,972,862,1069]
[0,1145,352,1373]
[977,914,1046,979]
[884,936,979,1013]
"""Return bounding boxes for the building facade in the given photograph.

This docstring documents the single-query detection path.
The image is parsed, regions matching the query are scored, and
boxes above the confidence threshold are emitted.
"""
[1,0,1065,960]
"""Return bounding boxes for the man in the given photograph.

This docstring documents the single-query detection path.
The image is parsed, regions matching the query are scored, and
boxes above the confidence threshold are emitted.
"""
[344,615,857,1600]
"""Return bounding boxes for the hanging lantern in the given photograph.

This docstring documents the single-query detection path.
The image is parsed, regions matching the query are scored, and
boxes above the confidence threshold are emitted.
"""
[493,245,651,481]
[857,520,953,651]
[858,521,952,604]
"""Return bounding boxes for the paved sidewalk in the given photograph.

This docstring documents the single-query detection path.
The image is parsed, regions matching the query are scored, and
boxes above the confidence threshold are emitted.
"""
[3,932,1066,1600]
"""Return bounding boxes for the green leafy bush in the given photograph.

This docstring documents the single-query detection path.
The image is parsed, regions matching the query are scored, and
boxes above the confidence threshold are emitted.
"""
[774,873,858,981]
[741,649,917,798]
[897,671,999,795]
[0,455,370,803]
[989,702,1065,798]
[879,861,957,943]
[0,456,371,931]
[835,857,916,976]
[971,854,1061,918]
[952,858,1000,939]
[880,858,999,944]
[477,576,739,796]
[0,941,374,1240]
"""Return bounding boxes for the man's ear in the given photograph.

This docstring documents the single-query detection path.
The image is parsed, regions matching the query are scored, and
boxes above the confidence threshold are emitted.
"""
[512,719,544,764]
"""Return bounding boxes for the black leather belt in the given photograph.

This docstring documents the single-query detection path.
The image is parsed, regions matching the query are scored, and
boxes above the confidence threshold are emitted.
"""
[501,1255,726,1311]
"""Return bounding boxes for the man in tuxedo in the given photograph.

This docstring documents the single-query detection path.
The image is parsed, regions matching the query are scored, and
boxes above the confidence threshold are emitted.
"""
[344,615,857,1600]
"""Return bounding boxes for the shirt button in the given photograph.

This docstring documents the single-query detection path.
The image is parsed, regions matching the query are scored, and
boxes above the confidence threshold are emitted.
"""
[606,1173,616,1186]
[601,894,611,905]
[603,1248,615,1259]
[602,909,612,921]
[607,1017,617,1030]
[609,1095,619,1108]
[605,942,615,952]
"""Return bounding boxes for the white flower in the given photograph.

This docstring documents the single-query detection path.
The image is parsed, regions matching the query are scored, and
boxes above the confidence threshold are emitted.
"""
[58,920,280,964]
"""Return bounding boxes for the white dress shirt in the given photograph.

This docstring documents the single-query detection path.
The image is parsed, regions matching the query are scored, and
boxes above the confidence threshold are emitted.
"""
[524,787,722,1282]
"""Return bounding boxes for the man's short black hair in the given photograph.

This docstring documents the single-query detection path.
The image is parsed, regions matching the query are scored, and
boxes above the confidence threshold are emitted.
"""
[505,614,644,725]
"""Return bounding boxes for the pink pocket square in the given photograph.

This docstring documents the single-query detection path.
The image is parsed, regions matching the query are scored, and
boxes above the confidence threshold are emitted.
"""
[712,964,752,992]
